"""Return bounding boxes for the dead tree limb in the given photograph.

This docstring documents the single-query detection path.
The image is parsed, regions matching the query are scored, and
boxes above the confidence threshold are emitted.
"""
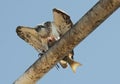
[13,0,120,84]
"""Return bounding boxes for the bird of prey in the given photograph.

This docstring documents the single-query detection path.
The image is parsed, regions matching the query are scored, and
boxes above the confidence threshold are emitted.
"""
[16,8,81,73]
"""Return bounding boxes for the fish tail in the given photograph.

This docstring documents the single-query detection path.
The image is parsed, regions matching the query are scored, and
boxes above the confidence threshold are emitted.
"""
[68,59,81,73]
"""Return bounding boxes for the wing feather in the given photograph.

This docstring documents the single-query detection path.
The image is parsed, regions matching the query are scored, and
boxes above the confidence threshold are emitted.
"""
[53,8,73,36]
[16,26,48,53]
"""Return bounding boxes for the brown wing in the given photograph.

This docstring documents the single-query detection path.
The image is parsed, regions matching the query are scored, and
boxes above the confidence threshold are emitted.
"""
[16,26,48,53]
[53,8,73,36]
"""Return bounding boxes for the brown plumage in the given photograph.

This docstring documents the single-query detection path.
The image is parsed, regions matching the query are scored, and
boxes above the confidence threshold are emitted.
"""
[16,8,81,73]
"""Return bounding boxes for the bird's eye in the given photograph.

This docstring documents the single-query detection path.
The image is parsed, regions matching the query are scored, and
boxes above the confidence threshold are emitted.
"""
[35,25,44,32]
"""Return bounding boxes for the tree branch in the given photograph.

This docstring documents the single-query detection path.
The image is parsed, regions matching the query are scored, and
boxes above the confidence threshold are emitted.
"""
[13,0,120,84]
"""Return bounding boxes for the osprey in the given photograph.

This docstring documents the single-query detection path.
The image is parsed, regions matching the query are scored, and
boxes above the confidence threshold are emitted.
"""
[16,8,81,73]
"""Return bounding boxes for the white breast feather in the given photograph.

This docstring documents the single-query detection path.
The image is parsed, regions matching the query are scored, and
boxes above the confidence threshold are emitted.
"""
[51,23,60,40]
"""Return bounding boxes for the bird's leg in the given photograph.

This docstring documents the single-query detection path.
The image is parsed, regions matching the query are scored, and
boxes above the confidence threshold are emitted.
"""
[55,64,60,70]
[38,53,44,57]
[38,50,46,57]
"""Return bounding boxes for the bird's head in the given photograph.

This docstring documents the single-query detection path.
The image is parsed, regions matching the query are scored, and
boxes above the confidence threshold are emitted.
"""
[35,23,51,38]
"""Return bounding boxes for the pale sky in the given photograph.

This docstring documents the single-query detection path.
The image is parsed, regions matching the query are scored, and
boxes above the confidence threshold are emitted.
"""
[0,0,120,84]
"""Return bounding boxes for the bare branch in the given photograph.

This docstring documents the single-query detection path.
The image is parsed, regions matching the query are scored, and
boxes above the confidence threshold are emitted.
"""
[13,0,120,84]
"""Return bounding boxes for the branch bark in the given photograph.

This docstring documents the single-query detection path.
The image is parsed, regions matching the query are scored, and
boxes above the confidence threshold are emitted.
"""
[13,0,120,84]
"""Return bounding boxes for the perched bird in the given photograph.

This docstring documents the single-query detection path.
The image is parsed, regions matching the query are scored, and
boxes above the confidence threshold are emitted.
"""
[16,8,81,73]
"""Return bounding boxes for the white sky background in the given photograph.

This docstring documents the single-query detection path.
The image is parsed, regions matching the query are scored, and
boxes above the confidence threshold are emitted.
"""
[0,0,120,84]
